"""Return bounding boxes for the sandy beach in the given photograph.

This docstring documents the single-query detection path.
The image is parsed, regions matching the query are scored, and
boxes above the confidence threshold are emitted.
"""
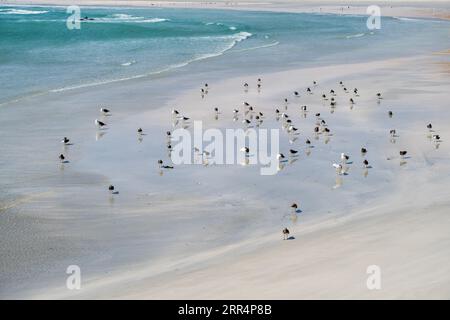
[3,0,450,20]
[1,1,450,299]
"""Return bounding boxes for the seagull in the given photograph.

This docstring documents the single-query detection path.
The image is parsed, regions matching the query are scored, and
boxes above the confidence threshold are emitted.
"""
[306,139,311,146]
[330,89,335,95]
[301,105,307,111]
[388,111,393,117]
[350,98,355,104]
[427,123,433,131]
[108,185,115,193]
[282,228,290,240]
[432,134,441,142]
[240,147,250,154]
[95,119,106,128]
[399,150,407,158]
[341,153,350,163]
[233,109,239,114]
[361,147,367,155]
[390,129,396,137]
[171,109,180,117]
[137,128,143,134]
[61,137,70,145]
[363,159,370,168]
[277,153,285,160]
[322,94,327,100]
[288,125,298,133]
[294,91,300,97]
[377,93,382,99]
[59,154,65,163]
[100,107,110,115]
[289,149,299,155]
[182,116,190,121]
[158,159,174,169]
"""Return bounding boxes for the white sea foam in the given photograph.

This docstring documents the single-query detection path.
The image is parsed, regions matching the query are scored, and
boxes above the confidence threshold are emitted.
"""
[49,32,253,94]
[121,60,137,67]
[90,14,169,23]
[0,8,48,15]
[346,33,365,39]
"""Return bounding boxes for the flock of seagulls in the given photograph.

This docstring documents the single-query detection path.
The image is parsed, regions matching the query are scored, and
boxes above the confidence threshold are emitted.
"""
[55,77,442,241]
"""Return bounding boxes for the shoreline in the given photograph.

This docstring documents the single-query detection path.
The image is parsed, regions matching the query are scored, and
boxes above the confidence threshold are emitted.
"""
[1,1,450,20]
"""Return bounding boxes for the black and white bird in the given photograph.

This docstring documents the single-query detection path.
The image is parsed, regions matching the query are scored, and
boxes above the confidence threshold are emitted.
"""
[377,92,382,99]
[108,185,115,193]
[432,134,441,142]
[388,111,393,117]
[282,228,290,240]
[158,159,174,169]
[294,91,299,97]
[137,128,143,134]
[341,153,350,163]
[240,147,250,154]
[289,149,299,155]
[100,107,110,115]
[399,150,408,158]
[390,129,396,137]
[301,105,307,111]
[363,159,370,168]
[171,109,180,117]
[277,153,285,160]
[95,119,106,128]
[350,98,355,104]
[59,154,65,163]
[61,137,70,145]
[361,147,367,155]
[427,123,433,131]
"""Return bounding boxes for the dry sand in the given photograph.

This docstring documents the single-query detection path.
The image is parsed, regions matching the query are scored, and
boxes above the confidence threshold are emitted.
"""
[3,0,450,20]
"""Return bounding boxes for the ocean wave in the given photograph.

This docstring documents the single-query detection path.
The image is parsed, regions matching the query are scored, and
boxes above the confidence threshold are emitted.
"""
[231,41,279,53]
[87,14,169,24]
[0,8,49,15]
[49,32,252,94]
[121,60,137,67]
[392,16,421,22]
[346,33,365,39]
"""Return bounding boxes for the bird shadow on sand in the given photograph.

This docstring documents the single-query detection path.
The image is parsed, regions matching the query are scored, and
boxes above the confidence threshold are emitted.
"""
[286,236,295,240]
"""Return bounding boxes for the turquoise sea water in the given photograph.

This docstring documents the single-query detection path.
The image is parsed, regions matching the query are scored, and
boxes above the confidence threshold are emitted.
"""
[0,5,449,104]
